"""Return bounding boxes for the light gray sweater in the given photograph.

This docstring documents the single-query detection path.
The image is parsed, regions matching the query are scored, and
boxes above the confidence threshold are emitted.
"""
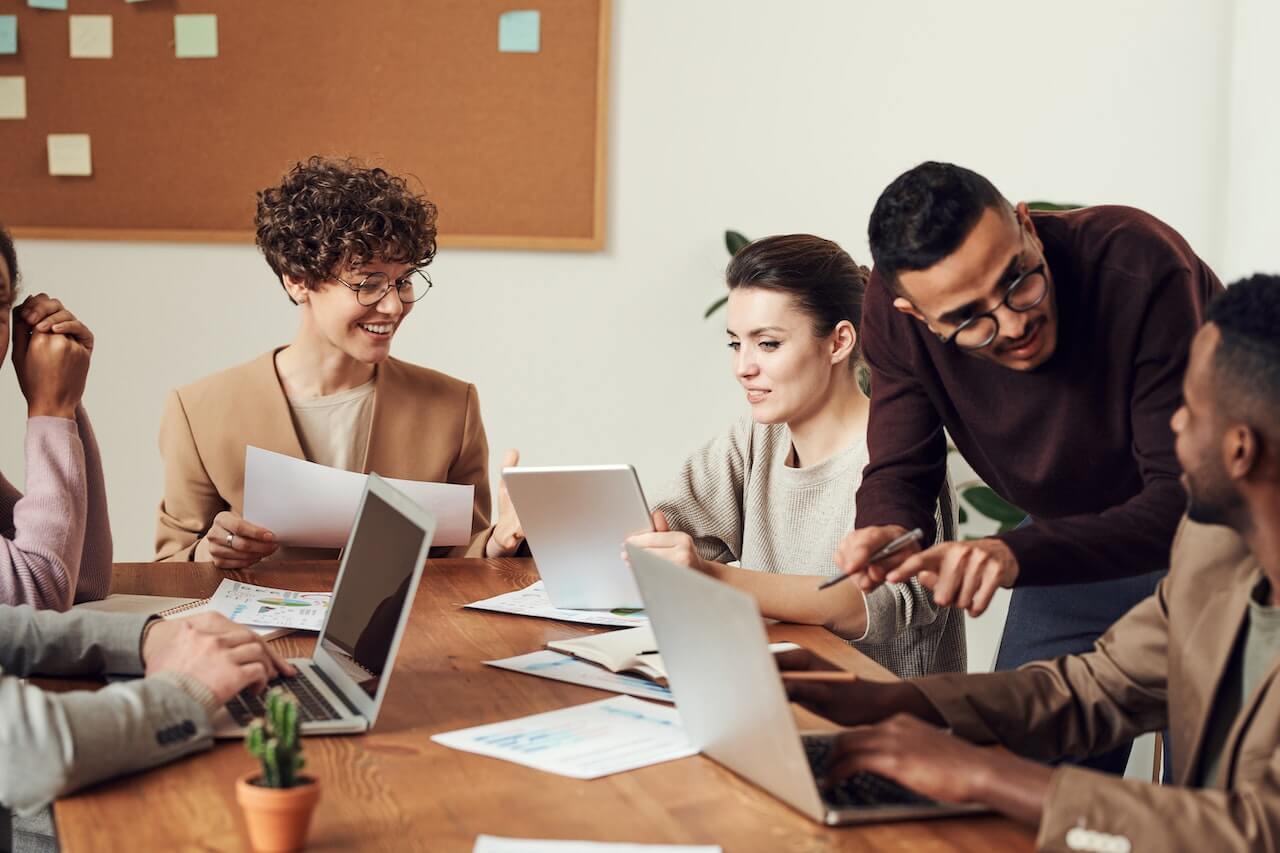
[655,417,965,678]
[0,606,216,818]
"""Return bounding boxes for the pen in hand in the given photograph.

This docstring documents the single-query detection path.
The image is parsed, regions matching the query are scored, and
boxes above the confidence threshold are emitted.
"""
[816,527,925,591]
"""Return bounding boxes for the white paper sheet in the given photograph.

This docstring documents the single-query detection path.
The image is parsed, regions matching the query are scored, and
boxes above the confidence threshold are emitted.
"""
[242,446,474,548]
[465,581,648,628]
[206,578,330,631]
[431,695,694,779]
[475,837,720,853]
[486,650,674,703]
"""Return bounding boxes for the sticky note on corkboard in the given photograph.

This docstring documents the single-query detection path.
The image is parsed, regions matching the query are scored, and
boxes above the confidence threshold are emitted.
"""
[48,134,93,176]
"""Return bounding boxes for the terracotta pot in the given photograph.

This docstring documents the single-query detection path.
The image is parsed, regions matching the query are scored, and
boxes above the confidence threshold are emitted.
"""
[235,772,321,852]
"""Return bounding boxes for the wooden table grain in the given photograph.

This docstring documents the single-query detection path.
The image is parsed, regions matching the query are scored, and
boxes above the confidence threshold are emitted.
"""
[52,559,1035,852]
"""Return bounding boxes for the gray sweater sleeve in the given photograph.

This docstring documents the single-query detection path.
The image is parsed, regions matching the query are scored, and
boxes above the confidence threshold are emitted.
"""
[653,419,751,564]
[0,606,214,815]
[858,473,957,645]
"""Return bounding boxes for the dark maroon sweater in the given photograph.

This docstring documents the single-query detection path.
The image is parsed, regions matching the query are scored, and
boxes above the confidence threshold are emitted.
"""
[855,206,1223,585]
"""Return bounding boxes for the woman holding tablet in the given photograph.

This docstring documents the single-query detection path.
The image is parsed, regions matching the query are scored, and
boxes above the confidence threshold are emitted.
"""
[628,235,963,677]
[155,158,522,566]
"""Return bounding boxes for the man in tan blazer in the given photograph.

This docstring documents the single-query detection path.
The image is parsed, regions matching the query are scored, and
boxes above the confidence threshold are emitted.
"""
[781,274,1280,851]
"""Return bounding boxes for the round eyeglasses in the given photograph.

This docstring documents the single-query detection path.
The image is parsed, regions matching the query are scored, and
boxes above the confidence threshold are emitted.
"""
[335,269,433,306]
[938,263,1048,351]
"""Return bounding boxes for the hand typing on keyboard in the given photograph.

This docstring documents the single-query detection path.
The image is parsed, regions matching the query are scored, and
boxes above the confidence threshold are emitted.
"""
[143,612,296,703]
[812,713,1038,812]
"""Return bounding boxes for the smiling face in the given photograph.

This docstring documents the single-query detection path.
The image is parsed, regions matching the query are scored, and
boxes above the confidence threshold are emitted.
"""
[285,259,418,366]
[894,205,1059,371]
[725,286,853,425]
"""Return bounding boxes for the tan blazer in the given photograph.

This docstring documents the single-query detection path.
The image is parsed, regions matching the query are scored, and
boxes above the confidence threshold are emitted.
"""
[915,518,1280,852]
[155,350,492,561]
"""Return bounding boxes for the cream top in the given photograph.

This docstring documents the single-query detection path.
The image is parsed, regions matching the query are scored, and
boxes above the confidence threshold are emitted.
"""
[286,380,376,472]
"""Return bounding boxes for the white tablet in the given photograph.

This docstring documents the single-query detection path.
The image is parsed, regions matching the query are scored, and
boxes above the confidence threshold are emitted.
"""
[501,464,653,609]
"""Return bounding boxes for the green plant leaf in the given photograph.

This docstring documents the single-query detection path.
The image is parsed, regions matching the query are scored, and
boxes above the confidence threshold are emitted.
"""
[703,294,729,319]
[725,230,750,256]
[855,364,872,398]
[958,505,968,525]
[1025,201,1083,211]
[960,485,1025,528]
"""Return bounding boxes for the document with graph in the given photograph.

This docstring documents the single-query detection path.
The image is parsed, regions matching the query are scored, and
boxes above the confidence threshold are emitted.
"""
[430,695,694,779]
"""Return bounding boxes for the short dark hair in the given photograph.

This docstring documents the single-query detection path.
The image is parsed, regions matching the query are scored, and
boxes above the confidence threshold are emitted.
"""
[1207,274,1280,439]
[725,234,870,360]
[867,161,1011,290]
[255,157,438,301]
[0,223,18,290]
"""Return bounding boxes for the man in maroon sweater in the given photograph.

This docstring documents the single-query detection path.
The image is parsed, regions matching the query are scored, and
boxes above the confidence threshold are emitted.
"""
[835,162,1221,773]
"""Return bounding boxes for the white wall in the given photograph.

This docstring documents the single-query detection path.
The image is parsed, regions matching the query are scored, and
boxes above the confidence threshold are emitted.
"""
[1222,0,1280,281]
[0,0,1239,736]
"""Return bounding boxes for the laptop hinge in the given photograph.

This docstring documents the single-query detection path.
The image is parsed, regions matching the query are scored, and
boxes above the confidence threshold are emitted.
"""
[309,661,363,718]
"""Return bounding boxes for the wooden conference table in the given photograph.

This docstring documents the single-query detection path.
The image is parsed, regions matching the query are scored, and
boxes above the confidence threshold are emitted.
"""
[52,559,1034,852]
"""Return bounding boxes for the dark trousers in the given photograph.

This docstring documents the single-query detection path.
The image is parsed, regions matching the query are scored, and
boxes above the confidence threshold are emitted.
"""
[994,567,1166,776]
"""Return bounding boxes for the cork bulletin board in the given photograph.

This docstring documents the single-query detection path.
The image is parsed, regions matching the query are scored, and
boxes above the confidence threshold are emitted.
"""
[0,0,610,250]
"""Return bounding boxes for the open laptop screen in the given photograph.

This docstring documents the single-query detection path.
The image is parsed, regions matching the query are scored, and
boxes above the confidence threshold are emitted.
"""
[319,488,427,697]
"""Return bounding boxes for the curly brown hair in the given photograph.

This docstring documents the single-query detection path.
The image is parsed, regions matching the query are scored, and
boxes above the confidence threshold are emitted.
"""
[255,157,438,299]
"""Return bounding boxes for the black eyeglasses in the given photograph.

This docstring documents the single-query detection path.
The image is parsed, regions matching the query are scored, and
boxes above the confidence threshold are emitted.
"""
[334,269,433,306]
[937,262,1048,351]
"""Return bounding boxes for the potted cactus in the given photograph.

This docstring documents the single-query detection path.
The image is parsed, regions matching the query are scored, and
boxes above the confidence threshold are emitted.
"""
[235,689,321,852]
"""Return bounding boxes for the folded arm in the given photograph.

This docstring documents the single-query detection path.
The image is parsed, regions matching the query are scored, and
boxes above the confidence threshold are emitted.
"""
[0,418,90,610]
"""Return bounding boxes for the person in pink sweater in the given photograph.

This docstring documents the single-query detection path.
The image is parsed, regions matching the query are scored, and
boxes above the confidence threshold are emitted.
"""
[0,225,111,609]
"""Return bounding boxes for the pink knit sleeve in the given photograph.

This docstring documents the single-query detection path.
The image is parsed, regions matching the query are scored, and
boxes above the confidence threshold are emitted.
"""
[72,407,113,602]
[0,417,90,610]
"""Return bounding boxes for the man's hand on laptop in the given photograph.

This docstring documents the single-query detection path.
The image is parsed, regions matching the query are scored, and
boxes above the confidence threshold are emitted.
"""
[143,613,297,703]
[622,511,720,578]
[776,647,943,727]
[819,714,1051,824]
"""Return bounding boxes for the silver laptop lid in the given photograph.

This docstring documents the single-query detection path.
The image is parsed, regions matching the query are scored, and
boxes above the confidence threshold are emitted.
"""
[502,465,651,609]
[311,473,436,726]
[626,544,825,821]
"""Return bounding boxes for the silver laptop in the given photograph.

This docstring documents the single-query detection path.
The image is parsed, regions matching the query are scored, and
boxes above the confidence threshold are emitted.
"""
[501,464,652,609]
[626,544,989,825]
[212,473,435,737]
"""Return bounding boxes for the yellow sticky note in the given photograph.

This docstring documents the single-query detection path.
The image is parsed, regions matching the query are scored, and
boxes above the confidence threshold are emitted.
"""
[70,15,113,59]
[48,134,93,177]
[0,76,26,120]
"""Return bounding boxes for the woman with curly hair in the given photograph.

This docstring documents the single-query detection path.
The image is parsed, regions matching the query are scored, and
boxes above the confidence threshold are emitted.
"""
[155,158,519,566]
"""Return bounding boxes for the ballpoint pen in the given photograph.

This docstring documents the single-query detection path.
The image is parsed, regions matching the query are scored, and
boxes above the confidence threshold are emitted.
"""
[816,527,924,591]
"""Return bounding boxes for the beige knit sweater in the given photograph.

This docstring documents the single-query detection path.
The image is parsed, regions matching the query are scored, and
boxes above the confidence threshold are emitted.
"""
[654,417,965,678]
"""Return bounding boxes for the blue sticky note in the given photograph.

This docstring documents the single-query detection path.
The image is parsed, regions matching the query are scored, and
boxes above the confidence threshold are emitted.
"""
[0,17,17,55]
[174,14,218,59]
[499,10,540,54]
[28,0,68,10]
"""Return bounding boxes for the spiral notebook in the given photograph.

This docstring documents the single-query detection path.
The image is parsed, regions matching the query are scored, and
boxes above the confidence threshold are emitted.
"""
[76,593,292,640]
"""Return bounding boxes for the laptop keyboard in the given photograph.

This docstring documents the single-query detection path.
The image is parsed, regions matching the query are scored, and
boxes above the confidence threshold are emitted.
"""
[802,735,934,808]
[226,673,342,727]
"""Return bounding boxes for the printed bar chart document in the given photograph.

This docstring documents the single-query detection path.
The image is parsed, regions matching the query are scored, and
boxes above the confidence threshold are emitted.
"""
[206,578,330,631]
[243,445,473,547]
[431,695,694,779]
[486,650,675,703]
[465,581,648,628]
[474,837,721,853]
